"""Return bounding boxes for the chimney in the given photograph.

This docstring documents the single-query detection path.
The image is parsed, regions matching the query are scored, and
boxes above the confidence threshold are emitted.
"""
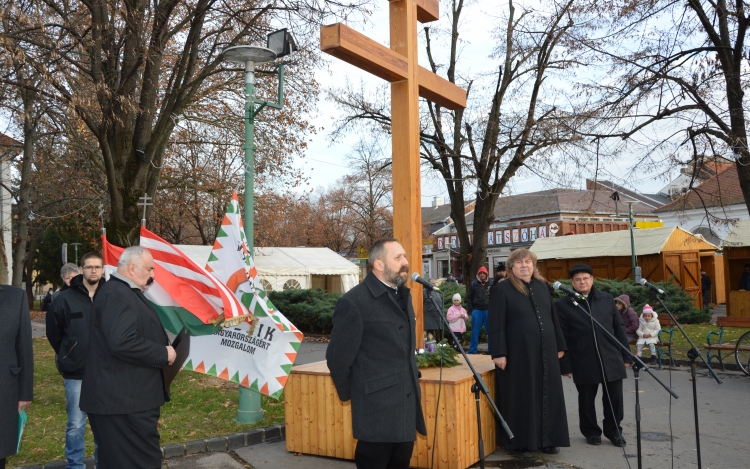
[432,197,442,207]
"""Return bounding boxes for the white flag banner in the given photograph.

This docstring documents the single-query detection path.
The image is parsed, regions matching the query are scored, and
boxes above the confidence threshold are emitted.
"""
[182,192,303,399]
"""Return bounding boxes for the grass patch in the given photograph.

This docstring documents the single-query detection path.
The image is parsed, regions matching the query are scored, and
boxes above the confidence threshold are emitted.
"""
[8,339,284,467]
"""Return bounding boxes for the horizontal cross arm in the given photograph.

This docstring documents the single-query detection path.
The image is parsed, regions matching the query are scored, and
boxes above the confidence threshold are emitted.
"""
[320,23,466,110]
[413,0,439,23]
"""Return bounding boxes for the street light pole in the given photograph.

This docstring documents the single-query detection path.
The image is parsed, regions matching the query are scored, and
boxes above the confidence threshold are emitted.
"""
[71,243,82,265]
[223,38,290,425]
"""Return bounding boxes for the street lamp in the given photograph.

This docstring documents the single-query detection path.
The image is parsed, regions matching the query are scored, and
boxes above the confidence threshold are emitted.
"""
[70,243,82,265]
[222,28,295,425]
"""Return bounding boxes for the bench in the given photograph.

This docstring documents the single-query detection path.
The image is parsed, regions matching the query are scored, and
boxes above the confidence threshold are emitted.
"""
[629,316,676,370]
[705,317,750,371]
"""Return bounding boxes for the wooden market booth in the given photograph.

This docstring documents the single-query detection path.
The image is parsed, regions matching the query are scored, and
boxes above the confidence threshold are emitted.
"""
[530,226,720,308]
[723,219,750,316]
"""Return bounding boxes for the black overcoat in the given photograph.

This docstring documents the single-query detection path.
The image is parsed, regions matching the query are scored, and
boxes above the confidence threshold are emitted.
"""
[556,287,631,386]
[488,279,569,451]
[0,285,33,459]
[80,276,169,415]
[326,273,427,442]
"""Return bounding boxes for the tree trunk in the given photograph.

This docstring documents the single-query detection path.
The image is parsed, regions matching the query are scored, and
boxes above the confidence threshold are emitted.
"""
[12,88,36,287]
[24,236,36,310]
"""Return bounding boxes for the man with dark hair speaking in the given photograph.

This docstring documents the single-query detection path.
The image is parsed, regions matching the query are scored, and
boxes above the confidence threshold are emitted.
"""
[81,246,175,469]
[46,251,105,468]
[555,264,631,448]
[326,238,426,469]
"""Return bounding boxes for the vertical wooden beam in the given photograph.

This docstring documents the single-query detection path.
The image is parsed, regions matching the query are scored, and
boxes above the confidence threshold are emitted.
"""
[390,0,424,339]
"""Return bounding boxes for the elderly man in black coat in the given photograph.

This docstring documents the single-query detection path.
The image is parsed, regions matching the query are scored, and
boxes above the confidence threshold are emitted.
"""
[556,264,632,448]
[80,246,176,469]
[0,285,33,469]
[326,238,426,469]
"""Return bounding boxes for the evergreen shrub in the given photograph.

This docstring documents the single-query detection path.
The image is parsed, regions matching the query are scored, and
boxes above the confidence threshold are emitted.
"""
[552,278,712,324]
[267,288,342,334]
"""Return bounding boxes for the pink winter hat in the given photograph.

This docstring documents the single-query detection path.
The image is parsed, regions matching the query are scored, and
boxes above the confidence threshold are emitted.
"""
[642,304,654,314]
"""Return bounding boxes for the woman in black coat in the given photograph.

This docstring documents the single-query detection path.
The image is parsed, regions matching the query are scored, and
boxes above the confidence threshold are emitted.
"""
[0,285,34,469]
[488,248,569,458]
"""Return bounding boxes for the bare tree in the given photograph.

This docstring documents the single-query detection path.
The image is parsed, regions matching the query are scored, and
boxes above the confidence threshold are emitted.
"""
[573,0,750,216]
[331,0,584,281]
[0,0,371,245]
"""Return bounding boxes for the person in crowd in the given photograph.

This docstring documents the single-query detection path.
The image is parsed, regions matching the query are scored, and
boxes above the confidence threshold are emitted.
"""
[41,288,54,311]
[47,252,105,469]
[488,248,569,458]
[614,294,639,342]
[53,263,80,301]
[635,304,661,364]
[741,264,750,291]
[326,238,426,469]
[556,264,631,448]
[80,247,175,469]
[446,293,468,349]
[445,273,458,284]
[423,279,444,339]
[467,266,491,354]
[0,285,33,469]
[492,262,507,286]
[701,269,711,307]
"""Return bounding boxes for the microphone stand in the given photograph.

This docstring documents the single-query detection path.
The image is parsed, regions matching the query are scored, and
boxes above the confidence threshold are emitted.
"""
[426,290,513,469]
[650,292,721,469]
[563,294,678,469]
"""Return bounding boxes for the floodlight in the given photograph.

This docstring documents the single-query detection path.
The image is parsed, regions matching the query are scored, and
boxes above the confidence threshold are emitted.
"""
[267,29,298,58]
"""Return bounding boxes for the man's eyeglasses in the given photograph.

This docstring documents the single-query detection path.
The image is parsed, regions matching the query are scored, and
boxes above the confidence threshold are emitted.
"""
[83,266,103,271]
[572,276,593,283]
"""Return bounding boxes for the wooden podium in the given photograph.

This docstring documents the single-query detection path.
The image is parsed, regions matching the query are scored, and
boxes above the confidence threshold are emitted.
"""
[285,355,498,469]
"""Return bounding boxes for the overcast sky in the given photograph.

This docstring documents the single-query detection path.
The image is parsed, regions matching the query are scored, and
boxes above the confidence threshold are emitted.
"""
[293,1,679,206]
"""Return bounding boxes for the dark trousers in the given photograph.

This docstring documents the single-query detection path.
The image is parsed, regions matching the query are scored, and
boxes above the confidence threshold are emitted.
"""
[575,380,624,440]
[89,408,161,469]
[0,457,5,469]
[354,440,414,469]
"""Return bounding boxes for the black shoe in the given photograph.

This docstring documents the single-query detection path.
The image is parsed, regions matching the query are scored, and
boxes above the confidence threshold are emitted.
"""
[540,446,560,454]
[650,355,657,365]
[586,436,602,445]
[608,436,627,447]
[510,448,532,458]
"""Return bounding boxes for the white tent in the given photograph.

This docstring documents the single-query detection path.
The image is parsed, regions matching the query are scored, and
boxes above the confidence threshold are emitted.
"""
[174,245,360,293]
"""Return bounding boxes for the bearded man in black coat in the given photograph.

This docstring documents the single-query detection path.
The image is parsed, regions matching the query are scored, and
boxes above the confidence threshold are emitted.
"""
[556,264,632,448]
[326,238,426,469]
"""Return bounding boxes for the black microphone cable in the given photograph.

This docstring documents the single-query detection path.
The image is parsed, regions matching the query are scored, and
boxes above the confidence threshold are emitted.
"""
[578,296,633,469]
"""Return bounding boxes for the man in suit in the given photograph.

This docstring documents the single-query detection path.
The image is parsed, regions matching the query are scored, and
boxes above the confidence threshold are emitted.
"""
[80,246,176,469]
[326,238,426,469]
[47,251,104,469]
[556,264,631,448]
[0,285,33,469]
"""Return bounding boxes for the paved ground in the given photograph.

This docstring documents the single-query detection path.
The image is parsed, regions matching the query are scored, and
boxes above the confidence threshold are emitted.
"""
[162,337,750,469]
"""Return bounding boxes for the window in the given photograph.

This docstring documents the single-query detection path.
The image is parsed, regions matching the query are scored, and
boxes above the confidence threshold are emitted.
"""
[259,279,273,292]
[283,279,302,290]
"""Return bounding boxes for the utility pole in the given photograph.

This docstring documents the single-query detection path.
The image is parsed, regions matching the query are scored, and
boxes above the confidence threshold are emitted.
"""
[627,201,637,282]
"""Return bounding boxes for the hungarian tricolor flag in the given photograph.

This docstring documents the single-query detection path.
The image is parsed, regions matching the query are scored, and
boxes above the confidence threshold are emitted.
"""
[101,226,252,336]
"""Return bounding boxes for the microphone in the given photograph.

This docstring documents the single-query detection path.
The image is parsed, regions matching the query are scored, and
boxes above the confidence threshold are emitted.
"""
[552,281,583,299]
[639,278,665,295]
[411,272,435,290]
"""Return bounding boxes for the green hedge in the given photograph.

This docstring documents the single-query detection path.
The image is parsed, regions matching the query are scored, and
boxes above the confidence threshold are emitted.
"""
[267,289,341,335]
[552,278,712,324]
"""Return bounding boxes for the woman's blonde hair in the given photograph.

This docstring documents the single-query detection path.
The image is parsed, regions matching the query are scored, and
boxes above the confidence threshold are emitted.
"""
[506,248,547,295]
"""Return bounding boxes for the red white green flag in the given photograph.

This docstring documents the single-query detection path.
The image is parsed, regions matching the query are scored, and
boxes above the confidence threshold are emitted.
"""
[182,192,302,399]
[101,227,253,336]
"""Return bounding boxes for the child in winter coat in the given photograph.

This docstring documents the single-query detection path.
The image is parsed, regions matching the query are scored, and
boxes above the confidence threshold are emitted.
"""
[636,304,661,363]
[446,293,468,349]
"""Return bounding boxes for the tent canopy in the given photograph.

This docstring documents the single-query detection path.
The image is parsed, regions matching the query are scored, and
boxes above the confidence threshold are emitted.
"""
[530,226,718,261]
[723,219,750,248]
